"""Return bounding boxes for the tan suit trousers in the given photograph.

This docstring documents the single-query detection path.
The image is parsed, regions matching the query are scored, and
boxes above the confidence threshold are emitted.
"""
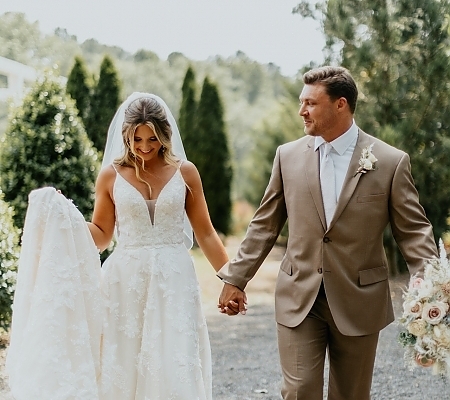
[277,284,379,400]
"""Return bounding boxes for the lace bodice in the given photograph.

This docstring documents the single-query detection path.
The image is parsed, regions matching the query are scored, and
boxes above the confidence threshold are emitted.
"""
[113,169,186,248]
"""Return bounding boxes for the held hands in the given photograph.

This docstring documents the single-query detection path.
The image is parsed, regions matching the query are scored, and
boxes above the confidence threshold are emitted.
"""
[218,283,247,316]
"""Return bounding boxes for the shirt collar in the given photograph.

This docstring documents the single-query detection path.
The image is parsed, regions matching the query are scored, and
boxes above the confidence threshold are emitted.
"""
[314,120,358,155]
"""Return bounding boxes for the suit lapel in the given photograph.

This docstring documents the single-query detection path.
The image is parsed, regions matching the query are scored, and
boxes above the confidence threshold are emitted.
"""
[304,137,327,230]
[328,130,371,230]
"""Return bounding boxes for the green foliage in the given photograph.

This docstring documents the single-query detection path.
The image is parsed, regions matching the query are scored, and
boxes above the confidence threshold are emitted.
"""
[196,77,233,235]
[295,0,450,273]
[0,100,8,134]
[66,55,91,123]
[80,39,129,61]
[0,12,41,65]
[179,66,198,157]
[0,190,20,330]
[0,72,99,229]
[134,49,159,63]
[245,96,303,207]
[228,51,267,104]
[398,330,417,347]
[85,55,122,153]
[0,11,297,210]
[38,31,81,75]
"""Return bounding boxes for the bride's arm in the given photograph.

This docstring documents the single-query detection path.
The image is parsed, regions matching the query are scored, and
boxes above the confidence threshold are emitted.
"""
[87,166,116,252]
[181,161,229,272]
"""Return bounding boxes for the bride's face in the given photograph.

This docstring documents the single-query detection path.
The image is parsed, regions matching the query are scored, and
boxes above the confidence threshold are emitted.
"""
[133,124,162,161]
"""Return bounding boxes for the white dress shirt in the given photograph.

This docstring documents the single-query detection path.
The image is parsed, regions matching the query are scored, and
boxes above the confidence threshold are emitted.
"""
[314,121,359,200]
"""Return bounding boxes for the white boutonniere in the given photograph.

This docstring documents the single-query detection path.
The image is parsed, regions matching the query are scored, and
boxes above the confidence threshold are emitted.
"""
[354,143,378,177]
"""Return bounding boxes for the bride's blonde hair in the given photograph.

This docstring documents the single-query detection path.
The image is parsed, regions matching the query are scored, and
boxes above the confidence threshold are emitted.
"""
[115,97,180,197]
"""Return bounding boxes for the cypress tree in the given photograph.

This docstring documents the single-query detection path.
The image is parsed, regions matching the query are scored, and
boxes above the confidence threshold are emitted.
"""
[66,55,91,124]
[196,77,233,235]
[0,74,99,230]
[86,55,122,153]
[178,66,198,159]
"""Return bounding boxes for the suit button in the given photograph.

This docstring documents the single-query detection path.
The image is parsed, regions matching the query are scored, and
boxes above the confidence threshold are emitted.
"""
[323,237,331,243]
[318,268,323,274]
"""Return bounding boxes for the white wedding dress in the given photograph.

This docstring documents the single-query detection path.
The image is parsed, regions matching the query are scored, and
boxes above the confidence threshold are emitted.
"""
[7,167,212,400]
[99,168,212,399]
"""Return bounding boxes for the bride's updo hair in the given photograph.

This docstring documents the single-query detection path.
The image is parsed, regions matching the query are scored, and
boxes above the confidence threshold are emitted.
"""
[115,96,180,196]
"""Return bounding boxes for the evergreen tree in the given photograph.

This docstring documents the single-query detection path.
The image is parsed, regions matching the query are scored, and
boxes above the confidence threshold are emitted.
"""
[0,190,19,330]
[0,73,99,230]
[86,55,122,153]
[66,55,91,124]
[294,0,450,273]
[196,77,233,235]
[178,66,198,159]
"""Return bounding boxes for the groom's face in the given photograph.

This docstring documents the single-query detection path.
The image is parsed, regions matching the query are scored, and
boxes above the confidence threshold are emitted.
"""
[299,83,340,141]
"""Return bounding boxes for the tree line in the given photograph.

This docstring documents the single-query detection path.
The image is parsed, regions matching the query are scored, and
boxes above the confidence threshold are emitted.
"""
[0,11,292,202]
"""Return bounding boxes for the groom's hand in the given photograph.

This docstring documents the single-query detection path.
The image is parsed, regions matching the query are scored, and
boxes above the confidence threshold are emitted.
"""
[218,283,247,316]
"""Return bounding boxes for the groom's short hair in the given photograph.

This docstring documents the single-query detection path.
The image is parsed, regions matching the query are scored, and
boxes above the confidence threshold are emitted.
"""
[303,66,358,114]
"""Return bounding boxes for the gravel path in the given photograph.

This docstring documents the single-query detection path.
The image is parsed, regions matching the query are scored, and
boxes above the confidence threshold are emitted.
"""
[207,278,450,400]
[1,247,449,399]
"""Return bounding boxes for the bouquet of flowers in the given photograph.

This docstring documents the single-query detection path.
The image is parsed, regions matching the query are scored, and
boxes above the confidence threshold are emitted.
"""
[399,240,450,376]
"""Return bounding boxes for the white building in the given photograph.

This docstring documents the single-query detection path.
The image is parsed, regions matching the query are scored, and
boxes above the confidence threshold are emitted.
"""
[0,56,37,101]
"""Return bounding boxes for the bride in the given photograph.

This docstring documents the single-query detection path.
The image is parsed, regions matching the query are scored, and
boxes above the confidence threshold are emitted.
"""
[6,93,230,400]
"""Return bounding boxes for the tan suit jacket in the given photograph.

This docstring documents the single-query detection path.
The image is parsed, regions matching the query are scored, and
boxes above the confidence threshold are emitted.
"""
[218,130,437,336]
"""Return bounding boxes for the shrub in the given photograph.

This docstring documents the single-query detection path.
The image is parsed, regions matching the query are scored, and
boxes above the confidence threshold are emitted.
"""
[0,191,20,331]
[0,72,99,230]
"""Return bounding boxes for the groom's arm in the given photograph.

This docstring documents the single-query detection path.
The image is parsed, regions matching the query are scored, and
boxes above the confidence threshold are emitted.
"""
[218,146,288,290]
[389,153,438,276]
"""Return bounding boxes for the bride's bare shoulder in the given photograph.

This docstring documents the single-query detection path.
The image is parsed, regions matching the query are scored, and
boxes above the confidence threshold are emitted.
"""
[179,160,200,181]
[96,164,117,187]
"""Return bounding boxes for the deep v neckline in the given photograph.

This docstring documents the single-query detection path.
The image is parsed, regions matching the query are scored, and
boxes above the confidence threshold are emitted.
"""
[115,169,179,227]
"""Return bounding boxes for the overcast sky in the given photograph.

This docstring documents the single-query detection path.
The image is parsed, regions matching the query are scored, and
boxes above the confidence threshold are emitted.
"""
[0,0,326,77]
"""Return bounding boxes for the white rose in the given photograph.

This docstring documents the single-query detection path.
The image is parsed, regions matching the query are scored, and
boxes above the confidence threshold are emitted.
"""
[417,279,436,299]
[367,152,378,163]
[362,159,373,170]
[422,301,449,325]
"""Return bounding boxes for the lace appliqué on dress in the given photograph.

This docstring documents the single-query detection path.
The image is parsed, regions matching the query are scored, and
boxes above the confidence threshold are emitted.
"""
[100,169,212,400]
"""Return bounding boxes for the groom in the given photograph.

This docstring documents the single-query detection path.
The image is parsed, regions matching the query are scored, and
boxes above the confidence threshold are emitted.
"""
[218,66,438,399]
